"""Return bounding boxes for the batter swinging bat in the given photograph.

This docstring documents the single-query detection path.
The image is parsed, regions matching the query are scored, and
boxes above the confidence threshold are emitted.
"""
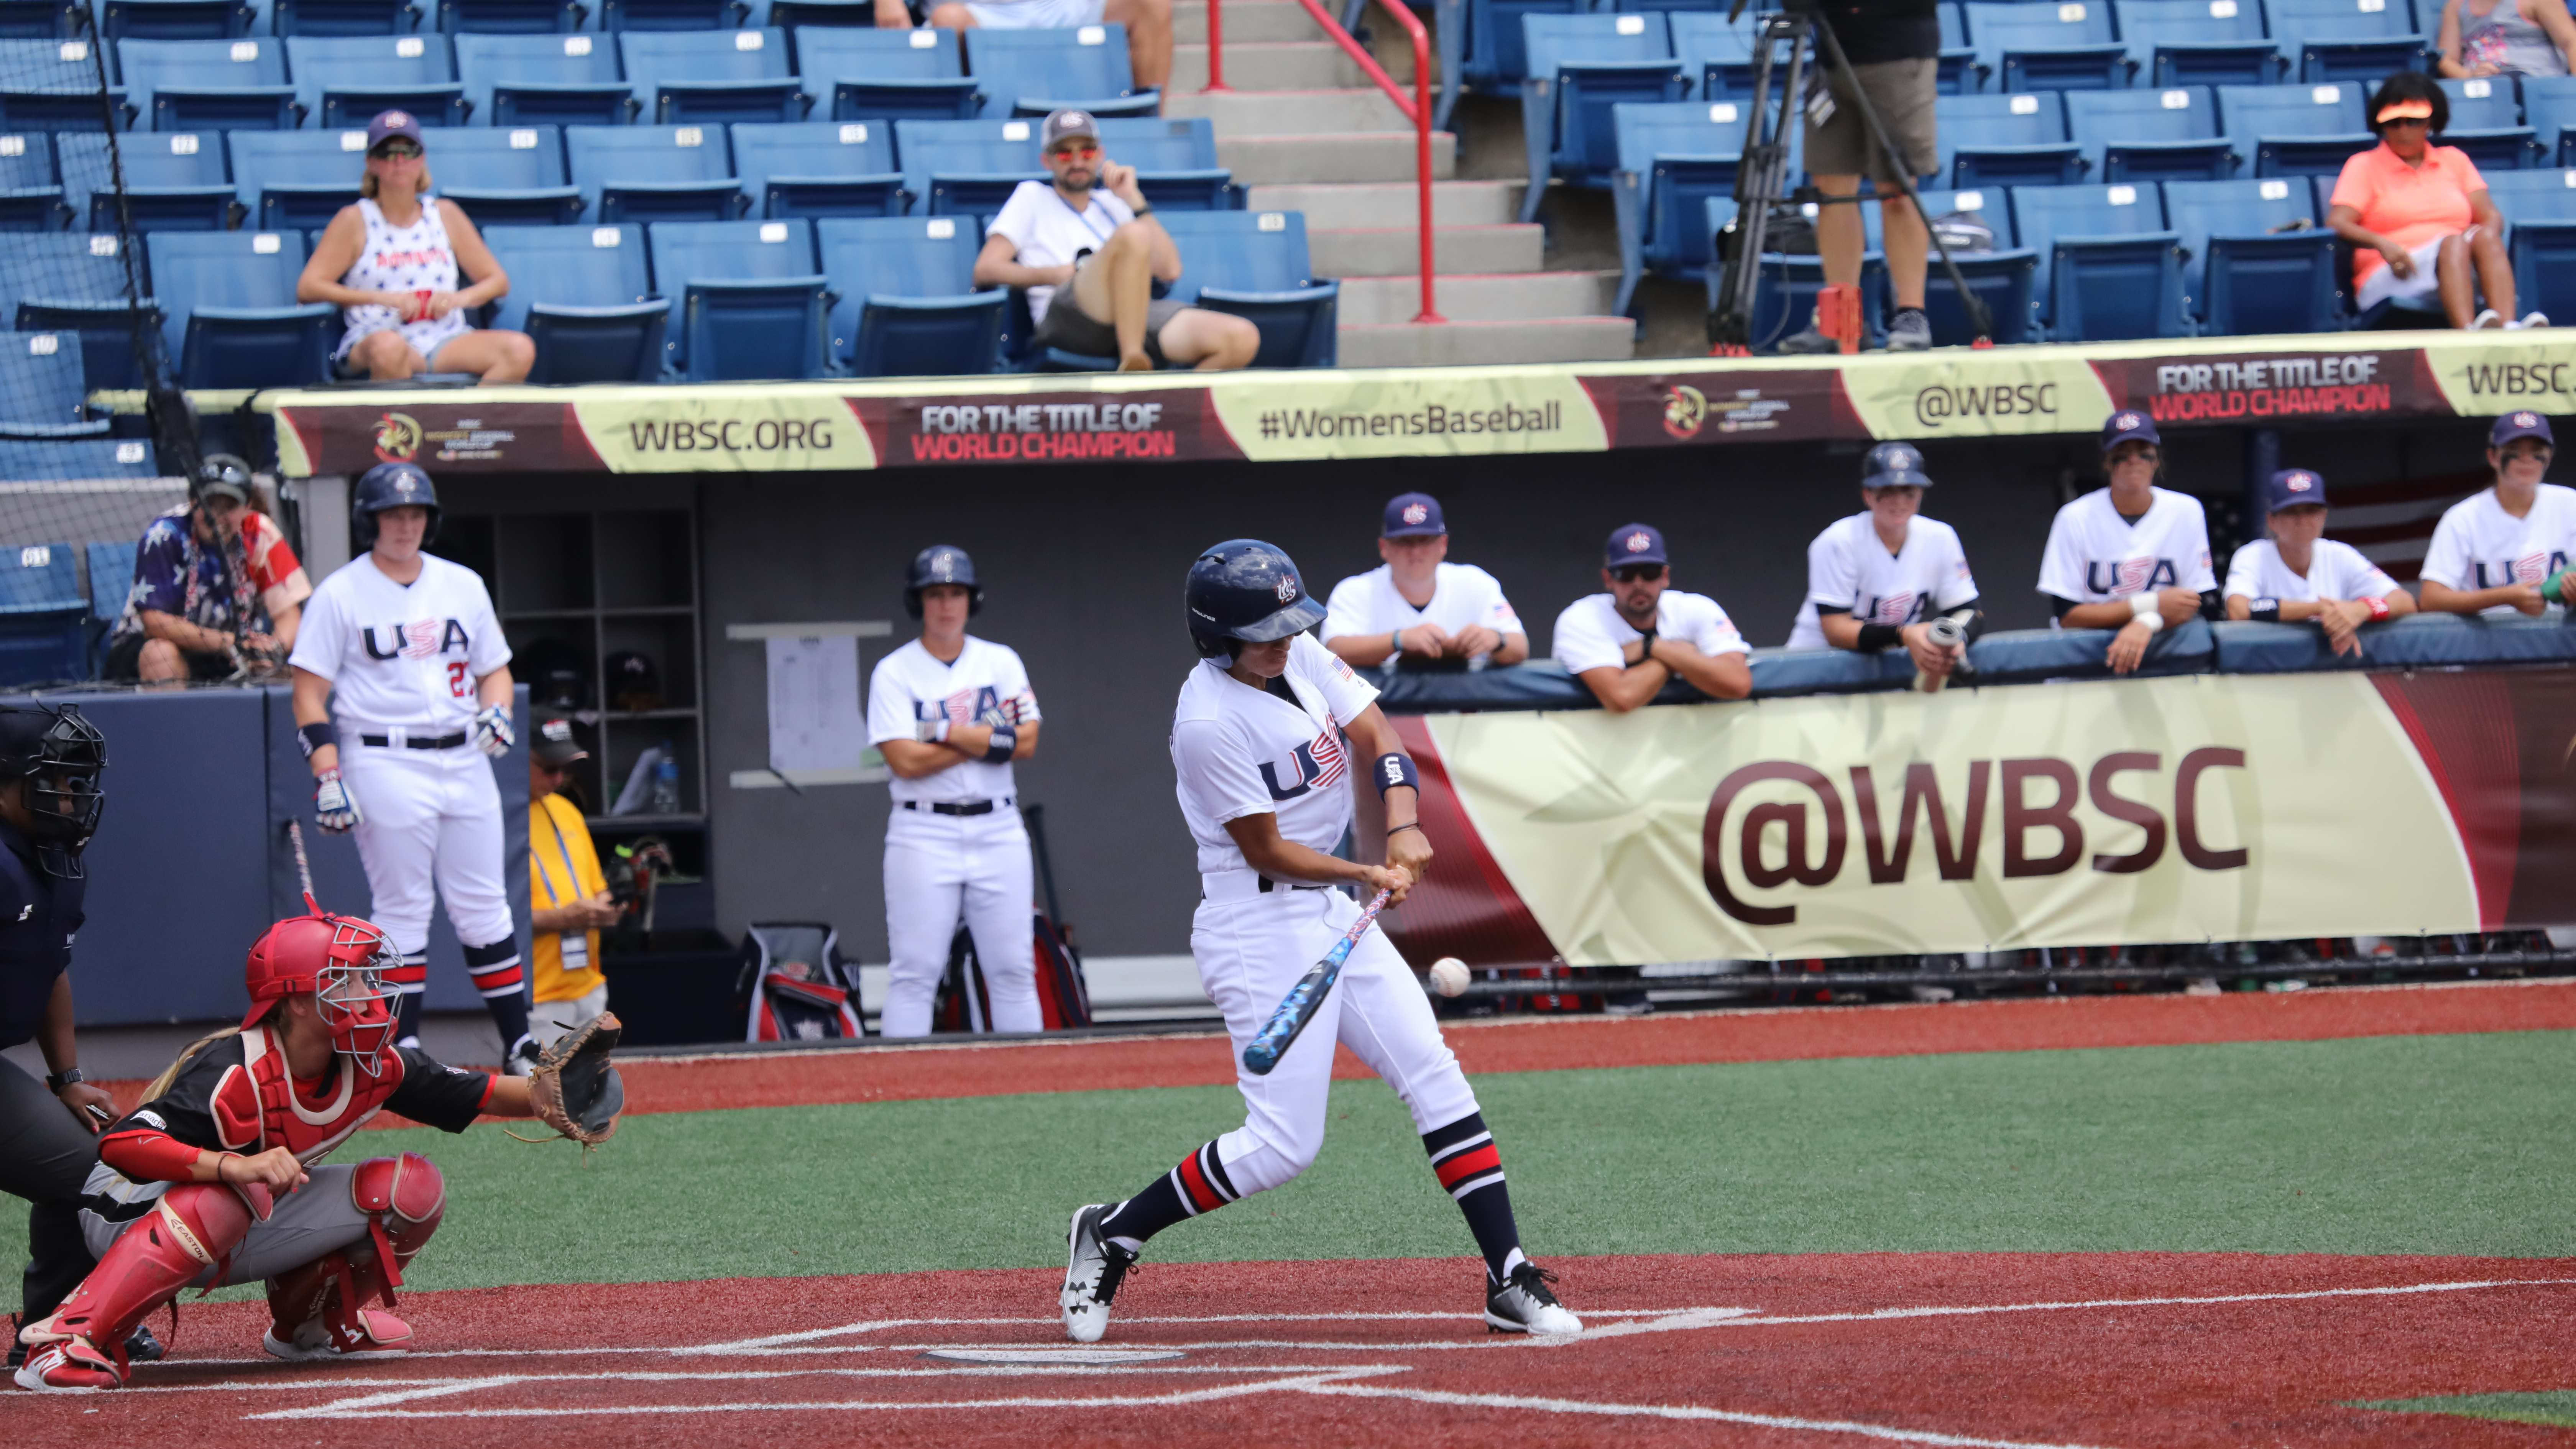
[1242,887,1395,1077]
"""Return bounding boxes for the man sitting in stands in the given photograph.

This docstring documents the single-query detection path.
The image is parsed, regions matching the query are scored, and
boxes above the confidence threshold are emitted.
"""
[974,109,1258,373]
[103,456,308,687]
[878,0,1173,94]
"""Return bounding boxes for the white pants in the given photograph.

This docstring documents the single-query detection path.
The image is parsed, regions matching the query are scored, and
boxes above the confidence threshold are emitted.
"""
[340,740,514,982]
[532,983,608,1048]
[881,803,1040,1037]
[79,1164,370,1288]
[2357,230,2473,311]
[1195,883,1479,1198]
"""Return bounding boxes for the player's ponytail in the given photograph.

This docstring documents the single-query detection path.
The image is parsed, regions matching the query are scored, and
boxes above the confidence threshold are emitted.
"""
[140,1027,242,1104]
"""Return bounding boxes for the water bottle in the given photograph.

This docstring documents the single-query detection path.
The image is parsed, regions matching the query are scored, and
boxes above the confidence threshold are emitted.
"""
[650,745,681,815]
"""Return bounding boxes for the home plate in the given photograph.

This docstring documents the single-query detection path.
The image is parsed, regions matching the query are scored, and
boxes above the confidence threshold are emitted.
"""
[920,1347,1189,1365]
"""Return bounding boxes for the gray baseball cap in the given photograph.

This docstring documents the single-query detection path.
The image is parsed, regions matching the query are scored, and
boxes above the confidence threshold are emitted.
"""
[1040,108,1100,150]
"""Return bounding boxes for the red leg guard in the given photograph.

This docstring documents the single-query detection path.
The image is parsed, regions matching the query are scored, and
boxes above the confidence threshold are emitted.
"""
[264,1156,440,1362]
[348,1153,444,1293]
[20,1182,266,1387]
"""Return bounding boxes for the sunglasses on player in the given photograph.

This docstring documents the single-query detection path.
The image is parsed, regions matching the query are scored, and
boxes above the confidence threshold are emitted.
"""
[371,141,423,160]
[1048,142,1101,161]
[1610,564,1666,583]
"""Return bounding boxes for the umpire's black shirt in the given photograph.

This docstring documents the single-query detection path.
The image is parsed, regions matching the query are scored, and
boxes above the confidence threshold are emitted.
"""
[0,816,83,1051]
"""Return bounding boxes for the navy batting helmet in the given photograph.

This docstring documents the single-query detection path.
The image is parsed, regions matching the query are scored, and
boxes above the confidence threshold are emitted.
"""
[1861,441,1933,490]
[0,703,105,872]
[904,545,982,619]
[1185,539,1325,661]
[352,462,439,551]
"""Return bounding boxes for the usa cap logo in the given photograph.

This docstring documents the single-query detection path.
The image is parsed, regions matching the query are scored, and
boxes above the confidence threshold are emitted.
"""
[1402,503,1428,525]
[2286,472,2314,491]
[2115,412,2141,430]
[1274,575,1297,603]
[386,111,410,127]
[2517,412,2540,427]
[1626,531,1652,553]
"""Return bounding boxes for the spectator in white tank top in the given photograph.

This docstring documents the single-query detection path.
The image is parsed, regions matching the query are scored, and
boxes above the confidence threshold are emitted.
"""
[295,111,532,385]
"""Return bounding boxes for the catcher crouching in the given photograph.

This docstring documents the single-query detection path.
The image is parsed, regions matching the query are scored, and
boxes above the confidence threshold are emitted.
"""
[13,905,623,1393]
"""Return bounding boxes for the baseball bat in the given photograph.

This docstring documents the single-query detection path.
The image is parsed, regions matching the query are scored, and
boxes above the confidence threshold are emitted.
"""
[286,818,321,915]
[1242,888,1394,1077]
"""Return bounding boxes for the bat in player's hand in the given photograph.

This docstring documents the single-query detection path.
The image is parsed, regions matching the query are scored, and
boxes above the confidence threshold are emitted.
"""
[1242,887,1395,1077]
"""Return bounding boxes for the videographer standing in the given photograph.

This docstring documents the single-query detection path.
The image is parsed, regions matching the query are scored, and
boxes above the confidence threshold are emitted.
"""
[1777,0,1939,355]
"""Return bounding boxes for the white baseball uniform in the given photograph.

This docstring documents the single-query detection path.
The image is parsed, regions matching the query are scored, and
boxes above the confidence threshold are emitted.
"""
[1550,590,1748,673]
[2224,539,2401,605]
[286,554,518,1007]
[866,636,1042,1038]
[1169,633,1477,1200]
[2036,485,2217,616]
[1786,513,1980,650]
[1320,563,1525,667]
[2418,484,2576,618]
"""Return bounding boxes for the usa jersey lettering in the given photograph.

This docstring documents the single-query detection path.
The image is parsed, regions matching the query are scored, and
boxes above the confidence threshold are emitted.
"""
[1259,729,1348,802]
[2471,552,2569,588]
[359,618,473,661]
[2085,558,2180,596]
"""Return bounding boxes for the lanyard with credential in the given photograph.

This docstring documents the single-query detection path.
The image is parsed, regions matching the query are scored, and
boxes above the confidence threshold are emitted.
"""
[1058,192,1113,247]
[534,801,594,972]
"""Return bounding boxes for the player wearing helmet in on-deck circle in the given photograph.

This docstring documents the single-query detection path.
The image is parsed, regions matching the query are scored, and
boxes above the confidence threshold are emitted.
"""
[1055,540,1581,1347]
[14,905,565,1392]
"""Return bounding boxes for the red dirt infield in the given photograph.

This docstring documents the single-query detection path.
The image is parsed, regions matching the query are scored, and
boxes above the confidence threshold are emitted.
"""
[20,1251,2576,1447]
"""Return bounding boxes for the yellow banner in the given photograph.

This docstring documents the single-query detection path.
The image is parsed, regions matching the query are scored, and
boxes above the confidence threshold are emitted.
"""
[1837,350,2116,440]
[1207,368,1607,461]
[2421,335,2576,416]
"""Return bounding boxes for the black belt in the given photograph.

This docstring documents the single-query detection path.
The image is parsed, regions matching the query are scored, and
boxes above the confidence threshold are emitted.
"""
[902,796,1014,816]
[1258,877,1326,893]
[360,732,467,750]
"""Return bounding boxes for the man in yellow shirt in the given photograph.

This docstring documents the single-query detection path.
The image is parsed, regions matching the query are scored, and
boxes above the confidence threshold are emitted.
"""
[527,718,616,1047]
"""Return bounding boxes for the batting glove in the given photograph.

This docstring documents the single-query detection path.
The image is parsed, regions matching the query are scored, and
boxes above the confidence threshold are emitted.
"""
[314,768,362,833]
[912,718,951,743]
[472,705,514,758]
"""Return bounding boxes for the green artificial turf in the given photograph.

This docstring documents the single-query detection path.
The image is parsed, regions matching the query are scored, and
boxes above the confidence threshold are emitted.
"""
[8,1029,2573,1294]
[2351,1391,2576,1428]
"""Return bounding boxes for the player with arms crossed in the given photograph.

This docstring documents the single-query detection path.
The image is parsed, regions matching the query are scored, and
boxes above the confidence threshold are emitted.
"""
[2420,412,2576,618]
[1786,443,1983,682]
[867,546,1043,1037]
[1057,541,1580,1343]
[2037,411,2218,675]
[1554,524,1752,713]
[2224,469,2415,654]
[289,463,534,1070]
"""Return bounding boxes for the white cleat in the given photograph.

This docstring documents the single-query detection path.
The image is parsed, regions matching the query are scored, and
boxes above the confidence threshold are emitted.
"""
[1485,1262,1583,1336]
[1059,1204,1137,1344]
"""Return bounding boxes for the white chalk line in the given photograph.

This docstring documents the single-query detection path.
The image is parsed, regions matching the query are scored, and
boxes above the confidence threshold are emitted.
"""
[1293,1381,2119,1449]
[692,1306,1700,1353]
[1702,1276,2576,1330]
[132,1362,1386,1398]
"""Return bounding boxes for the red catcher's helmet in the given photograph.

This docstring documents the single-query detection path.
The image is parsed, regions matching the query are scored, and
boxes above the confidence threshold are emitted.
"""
[240,911,399,1075]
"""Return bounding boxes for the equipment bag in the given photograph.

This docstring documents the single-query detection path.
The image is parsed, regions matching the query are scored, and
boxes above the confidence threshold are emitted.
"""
[932,910,1094,1032]
[736,922,867,1042]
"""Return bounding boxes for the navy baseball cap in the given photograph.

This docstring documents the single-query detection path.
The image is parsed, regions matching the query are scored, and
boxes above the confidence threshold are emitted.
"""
[2492,410,2556,448]
[2264,468,2328,512]
[1381,491,1445,538]
[1862,440,1934,489]
[365,109,424,153]
[2101,409,2160,452]
[1605,522,1667,567]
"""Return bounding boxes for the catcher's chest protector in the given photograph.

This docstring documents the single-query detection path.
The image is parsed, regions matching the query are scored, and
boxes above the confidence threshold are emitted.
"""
[213,1028,401,1163]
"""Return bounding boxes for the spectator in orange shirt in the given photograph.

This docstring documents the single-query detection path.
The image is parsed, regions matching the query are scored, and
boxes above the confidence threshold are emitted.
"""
[2326,72,2541,330]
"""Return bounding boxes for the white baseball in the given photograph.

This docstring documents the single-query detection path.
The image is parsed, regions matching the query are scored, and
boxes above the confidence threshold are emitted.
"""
[1428,957,1470,998]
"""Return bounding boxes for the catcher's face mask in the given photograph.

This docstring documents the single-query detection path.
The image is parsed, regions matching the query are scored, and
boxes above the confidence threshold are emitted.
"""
[315,920,399,1076]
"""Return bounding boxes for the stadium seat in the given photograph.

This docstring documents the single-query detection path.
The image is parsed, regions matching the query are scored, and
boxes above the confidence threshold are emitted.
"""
[85,534,139,672]
[1459,0,1578,98]
[10,232,160,388]
[568,122,744,221]
[2114,0,2285,87]
[0,331,104,436]
[2524,74,2576,165]
[964,24,1155,119]
[269,0,420,36]
[815,214,1003,375]
[1908,185,2039,343]
[479,222,665,381]
[117,38,298,130]
[645,216,829,379]
[1608,100,1750,317]
[1517,12,1684,222]
[2435,74,2520,131]
[1096,115,1231,210]
[2267,0,2429,81]
[1666,10,1771,100]
[0,0,90,38]
[0,539,88,688]
[600,0,746,31]
[2162,174,2338,332]
[2012,181,2188,338]
[457,32,636,127]
[2485,166,2576,323]
[1935,91,2081,187]
[1960,0,2126,92]
[1933,2,1974,93]
[2065,85,2235,181]
[2216,80,2370,176]
[58,130,233,230]
[434,0,582,30]
[99,0,256,43]
[620,27,806,125]
[769,0,875,27]
[228,129,366,230]
[793,26,979,124]
[1704,196,1891,347]
[0,39,133,133]
[894,116,1042,219]
[286,34,466,128]
[2425,77,2540,170]
[421,124,580,223]
[731,118,900,217]
[0,129,67,228]
[142,228,335,386]
[1155,209,1337,368]
[0,442,146,482]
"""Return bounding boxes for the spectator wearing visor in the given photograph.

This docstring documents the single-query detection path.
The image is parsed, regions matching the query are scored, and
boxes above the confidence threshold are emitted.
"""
[974,109,1259,373]
[1321,492,1529,672]
[1786,442,1983,685]
[298,110,534,384]
[2037,411,2219,676]
[1551,525,1753,714]
[2326,73,2543,330]
[527,719,614,1051]
[104,455,310,686]
[2224,469,2415,656]
[2421,411,2576,617]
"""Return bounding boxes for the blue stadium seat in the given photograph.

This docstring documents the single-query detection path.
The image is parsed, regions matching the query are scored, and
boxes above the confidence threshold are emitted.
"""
[1157,208,1337,368]
[2115,0,2285,87]
[2162,174,2337,331]
[0,440,149,480]
[286,34,465,128]
[2266,0,2427,82]
[731,118,899,217]
[963,25,1155,119]
[1961,0,2126,92]
[894,116,1041,219]
[600,0,745,30]
[0,129,67,228]
[0,0,87,38]
[1096,115,1230,210]
[87,539,140,640]
[0,539,88,687]
[479,222,665,380]
[1704,196,1890,347]
[0,39,133,133]
[143,229,335,386]
[646,217,828,379]
[1459,0,1578,97]
[1909,184,2040,343]
[0,331,104,436]
[99,0,256,43]
[2427,77,2539,170]
[2217,80,2370,175]
[228,129,366,230]
[1609,100,1750,316]
[1666,10,1771,100]
[2065,85,2234,180]
[457,32,635,127]
[2485,166,2576,323]
[815,214,1002,375]
[270,0,419,36]
[1932,2,1974,94]
[117,37,297,130]
[568,122,744,221]
[2525,74,2576,165]
[10,232,159,388]
[1517,12,1683,222]
[58,130,232,230]
[620,27,805,124]
[2012,180,2187,337]
[768,0,874,26]
[1935,91,2080,186]
[793,26,979,123]
[434,0,581,30]
[421,124,580,223]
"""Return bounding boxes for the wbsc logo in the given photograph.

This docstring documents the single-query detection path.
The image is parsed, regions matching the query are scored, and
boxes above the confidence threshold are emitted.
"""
[1912,383,2057,429]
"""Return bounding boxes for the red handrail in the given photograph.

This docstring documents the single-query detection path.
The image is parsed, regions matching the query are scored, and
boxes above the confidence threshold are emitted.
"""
[1214,0,1444,324]
[1201,0,1230,91]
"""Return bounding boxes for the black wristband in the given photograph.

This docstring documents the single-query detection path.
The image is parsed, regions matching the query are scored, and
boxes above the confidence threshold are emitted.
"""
[297,721,335,758]
[46,1067,83,1091]
[982,726,1016,765]
[2249,597,2281,623]
[1855,622,1903,651]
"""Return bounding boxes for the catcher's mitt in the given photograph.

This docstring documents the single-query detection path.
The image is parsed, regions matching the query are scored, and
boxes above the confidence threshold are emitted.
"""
[519,1011,626,1146]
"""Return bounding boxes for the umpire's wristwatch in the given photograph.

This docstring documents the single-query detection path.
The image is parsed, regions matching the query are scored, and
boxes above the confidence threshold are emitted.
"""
[46,1067,85,1091]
